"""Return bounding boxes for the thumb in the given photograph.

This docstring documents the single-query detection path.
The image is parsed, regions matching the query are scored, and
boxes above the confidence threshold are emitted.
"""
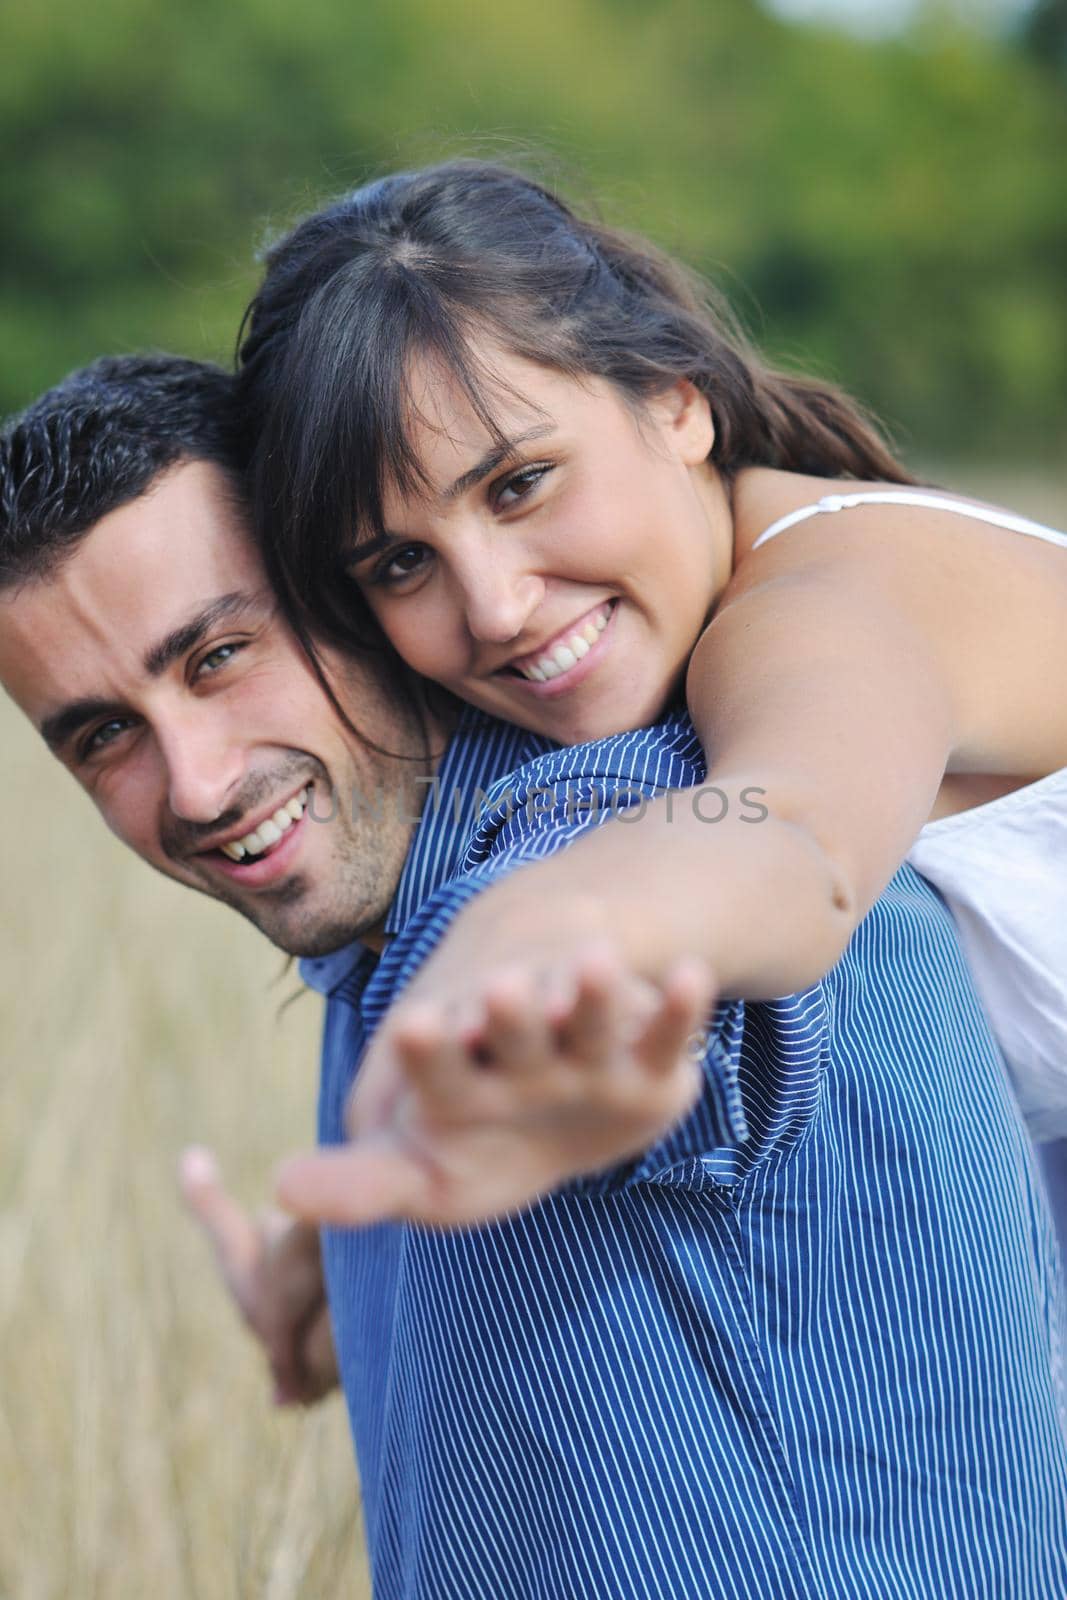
[275,1140,432,1228]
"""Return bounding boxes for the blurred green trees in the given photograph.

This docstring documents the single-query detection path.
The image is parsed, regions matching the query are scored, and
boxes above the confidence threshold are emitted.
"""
[2,0,1064,459]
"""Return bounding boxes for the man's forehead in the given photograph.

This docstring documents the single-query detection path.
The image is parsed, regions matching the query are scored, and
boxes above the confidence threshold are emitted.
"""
[0,460,270,725]
[84,457,262,584]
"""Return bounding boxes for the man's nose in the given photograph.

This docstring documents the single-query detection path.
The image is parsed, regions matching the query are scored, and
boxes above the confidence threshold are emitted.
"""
[158,713,246,824]
[459,560,545,646]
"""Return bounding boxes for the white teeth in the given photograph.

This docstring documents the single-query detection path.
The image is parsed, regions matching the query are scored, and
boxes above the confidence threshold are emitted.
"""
[515,608,613,682]
[221,787,310,860]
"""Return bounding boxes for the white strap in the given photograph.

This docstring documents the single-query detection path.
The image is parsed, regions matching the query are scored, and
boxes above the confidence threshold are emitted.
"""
[750,489,1067,553]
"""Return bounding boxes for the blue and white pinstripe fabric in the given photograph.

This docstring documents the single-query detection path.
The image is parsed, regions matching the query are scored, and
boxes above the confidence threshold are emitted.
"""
[301,709,1067,1599]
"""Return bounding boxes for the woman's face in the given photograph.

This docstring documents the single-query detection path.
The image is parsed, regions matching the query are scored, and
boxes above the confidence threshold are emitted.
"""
[345,344,732,745]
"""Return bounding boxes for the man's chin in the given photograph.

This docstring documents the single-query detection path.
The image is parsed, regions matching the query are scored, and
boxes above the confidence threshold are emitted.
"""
[174,854,387,959]
[220,883,370,960]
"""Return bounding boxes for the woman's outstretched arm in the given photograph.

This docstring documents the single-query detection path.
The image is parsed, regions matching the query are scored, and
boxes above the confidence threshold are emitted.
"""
[400,507,979,1012]
[277,507,1050,1227]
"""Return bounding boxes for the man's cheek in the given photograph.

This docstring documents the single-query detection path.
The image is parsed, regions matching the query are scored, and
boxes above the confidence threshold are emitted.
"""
[95,800,158,868]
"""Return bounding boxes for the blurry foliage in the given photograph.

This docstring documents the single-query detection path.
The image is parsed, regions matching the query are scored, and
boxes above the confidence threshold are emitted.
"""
[1021,0,1067,71]
[1,0,1064,459]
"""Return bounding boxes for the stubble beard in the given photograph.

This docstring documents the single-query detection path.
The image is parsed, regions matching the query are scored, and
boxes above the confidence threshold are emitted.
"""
[216,835,402,959]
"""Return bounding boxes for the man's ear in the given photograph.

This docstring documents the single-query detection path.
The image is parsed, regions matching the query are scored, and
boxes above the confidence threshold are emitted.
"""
[649,379,715,466]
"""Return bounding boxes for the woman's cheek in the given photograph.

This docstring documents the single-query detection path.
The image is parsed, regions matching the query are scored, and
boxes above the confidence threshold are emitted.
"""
[359,589,407,652]
[388,596,448,677]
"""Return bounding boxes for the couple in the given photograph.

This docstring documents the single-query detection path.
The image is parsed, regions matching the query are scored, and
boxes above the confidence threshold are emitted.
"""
[3,160,1067,1598]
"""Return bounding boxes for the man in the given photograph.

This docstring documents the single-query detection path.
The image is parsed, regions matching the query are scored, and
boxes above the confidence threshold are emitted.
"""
[2,357,1066,1600]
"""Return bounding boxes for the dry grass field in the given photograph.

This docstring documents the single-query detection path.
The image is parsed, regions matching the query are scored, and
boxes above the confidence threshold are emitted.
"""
[0,467,1062,1600]
[0,691,370,1599]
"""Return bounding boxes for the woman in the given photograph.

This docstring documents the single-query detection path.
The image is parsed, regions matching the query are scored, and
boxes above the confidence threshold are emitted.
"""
[235,160,1067,1218]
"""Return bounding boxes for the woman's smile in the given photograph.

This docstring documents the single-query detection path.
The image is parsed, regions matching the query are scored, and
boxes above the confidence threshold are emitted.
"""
[500,597,615,683]
[495,599,617,696]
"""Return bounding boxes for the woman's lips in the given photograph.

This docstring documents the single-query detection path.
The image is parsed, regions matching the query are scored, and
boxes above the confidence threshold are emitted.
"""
[500,600,618,699]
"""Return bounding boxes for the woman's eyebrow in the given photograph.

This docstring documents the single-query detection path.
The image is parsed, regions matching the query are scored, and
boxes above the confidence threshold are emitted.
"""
[442,424,555,502]
[349,424,556,564]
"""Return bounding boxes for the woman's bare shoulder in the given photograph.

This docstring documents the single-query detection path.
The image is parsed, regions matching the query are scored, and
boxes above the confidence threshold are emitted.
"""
[724,468,1067,776]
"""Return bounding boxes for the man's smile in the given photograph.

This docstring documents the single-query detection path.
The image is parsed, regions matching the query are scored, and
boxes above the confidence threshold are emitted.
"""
[191,781,314,888]
[206,782,311,862]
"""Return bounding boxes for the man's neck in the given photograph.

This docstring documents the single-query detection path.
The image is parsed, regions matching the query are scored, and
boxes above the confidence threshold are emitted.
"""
[360,698,462,954]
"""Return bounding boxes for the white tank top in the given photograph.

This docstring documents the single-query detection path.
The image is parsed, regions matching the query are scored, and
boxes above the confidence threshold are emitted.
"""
[752,489,1067,1141]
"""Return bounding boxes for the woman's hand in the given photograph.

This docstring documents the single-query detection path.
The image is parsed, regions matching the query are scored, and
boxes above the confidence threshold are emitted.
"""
[180,1147,338,1405]
[275,947,715,1230]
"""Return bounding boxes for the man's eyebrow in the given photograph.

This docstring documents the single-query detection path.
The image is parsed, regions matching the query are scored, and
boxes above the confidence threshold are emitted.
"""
[347,424,557,564]
[41,697,131,754]
[143,591,263,678]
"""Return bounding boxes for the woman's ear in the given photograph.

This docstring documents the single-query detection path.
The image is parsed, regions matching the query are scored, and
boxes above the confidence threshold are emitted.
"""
[650,380,715,465]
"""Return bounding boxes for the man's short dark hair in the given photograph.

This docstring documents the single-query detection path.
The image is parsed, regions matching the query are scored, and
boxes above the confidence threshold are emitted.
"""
[0,354,243,589]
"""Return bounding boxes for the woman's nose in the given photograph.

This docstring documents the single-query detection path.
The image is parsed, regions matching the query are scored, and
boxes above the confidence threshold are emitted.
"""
[461,563,545,645]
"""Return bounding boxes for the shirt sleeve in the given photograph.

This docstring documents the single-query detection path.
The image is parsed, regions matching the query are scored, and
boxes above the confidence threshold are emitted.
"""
[361,766,754,1193]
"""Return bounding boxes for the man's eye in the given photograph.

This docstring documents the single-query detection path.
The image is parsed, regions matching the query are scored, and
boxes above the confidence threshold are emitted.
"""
[493,464,550,511]
[81,718,133,758]
[368,545,433,589]
[196,642,243,676]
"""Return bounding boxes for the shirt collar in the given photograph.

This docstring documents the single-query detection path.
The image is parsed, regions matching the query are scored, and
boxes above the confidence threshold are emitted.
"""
[298,942,376,998]
[384,705,549,935]
[300,707,549,998]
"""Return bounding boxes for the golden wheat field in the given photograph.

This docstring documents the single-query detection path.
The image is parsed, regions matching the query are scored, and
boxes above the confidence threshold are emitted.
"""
[0,688,370,1599]
[0,468,1063,1600]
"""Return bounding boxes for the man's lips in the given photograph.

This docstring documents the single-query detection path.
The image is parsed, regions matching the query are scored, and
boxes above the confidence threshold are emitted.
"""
[192,783,311,862]
[186,782,315,889]
[499,601,616,684]
[203,804,309,889]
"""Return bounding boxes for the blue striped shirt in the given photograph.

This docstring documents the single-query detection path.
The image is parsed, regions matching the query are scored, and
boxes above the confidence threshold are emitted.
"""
[301,709,1067,1599]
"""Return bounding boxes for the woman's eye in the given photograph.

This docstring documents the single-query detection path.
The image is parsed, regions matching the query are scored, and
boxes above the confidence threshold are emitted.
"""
[369,544,432,588]
[494,464,550,510]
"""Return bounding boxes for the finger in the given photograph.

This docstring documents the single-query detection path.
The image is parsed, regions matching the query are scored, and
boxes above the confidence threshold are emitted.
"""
[258,1232,323,1340]
[549,947,628,1062]
[178,1145,260,1285]
[266,1321,302,1406]
[274,1141,432,1228]
[394,1007,472,1104]
[295,1307,339,1404]
[259,1227,328,1400]
[477,969,552,1074]
[346,1005,464,1139]
[634,959,717,1077]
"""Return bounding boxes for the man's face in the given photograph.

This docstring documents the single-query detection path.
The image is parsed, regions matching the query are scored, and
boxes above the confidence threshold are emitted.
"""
[0,460,431,956]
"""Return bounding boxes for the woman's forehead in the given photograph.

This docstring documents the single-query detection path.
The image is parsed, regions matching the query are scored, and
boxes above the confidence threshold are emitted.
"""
[398,343,605,471]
